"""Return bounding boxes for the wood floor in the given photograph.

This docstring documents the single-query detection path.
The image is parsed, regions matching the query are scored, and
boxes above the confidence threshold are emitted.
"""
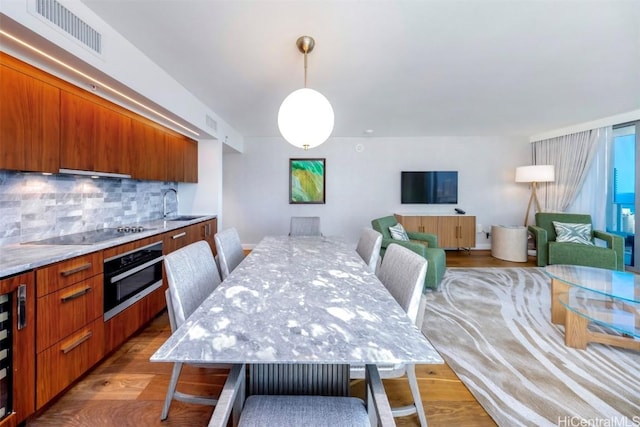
[26,250,536,427]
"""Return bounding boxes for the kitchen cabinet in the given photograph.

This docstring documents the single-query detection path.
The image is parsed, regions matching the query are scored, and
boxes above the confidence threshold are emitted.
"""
[0,272,36,426]
[60,91,133,175]
[199,218,218,255]
[131,119,167,181]
[183,137,198,182]
[165,132,198,183]
[395,214,476,249]
[0,57,60,173]
[163,224,199,254]
[162,219,217,255]
[2,53,198,182]
[103,236,165,353]
[35,253,105,409]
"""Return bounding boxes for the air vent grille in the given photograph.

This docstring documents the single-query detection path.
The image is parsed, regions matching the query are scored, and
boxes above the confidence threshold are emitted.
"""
[36,0,102,54]
[205,115,218,132]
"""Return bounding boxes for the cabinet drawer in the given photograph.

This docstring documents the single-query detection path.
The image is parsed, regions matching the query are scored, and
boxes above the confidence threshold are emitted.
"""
[36,252,103,296]
[36,275,103,353]
[36,318,104,409]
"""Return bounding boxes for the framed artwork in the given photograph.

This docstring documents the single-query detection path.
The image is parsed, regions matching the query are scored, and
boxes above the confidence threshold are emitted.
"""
[289,158,326,204]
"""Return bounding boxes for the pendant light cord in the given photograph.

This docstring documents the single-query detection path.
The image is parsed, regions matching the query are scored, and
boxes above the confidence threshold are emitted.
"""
[303,49,308,88]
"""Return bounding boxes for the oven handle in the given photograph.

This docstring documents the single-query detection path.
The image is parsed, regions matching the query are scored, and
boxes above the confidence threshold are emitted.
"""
[109,256,164,284]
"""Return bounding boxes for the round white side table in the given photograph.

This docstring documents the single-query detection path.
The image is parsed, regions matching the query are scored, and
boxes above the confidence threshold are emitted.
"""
[491,225,528,262]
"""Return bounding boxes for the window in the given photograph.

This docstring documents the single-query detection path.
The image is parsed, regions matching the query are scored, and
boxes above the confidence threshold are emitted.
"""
[608,122,637,269]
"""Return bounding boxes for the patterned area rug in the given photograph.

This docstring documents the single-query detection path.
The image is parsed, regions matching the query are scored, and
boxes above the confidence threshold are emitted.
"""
[422,267,640,427]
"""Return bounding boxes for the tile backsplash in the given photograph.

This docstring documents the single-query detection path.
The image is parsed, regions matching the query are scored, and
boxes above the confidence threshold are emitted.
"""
[0,170,177,245]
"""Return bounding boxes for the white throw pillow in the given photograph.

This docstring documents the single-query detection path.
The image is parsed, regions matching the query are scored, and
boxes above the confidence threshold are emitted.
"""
[389,223,409,241]
[553,221,594,245]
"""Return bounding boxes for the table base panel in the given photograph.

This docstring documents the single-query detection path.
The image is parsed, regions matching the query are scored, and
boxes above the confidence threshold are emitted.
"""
[551,278,569,325]
[564,310,640,351]
[248,364,350,397]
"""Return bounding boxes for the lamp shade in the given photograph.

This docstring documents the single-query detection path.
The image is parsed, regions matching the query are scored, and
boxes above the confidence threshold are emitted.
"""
[515,165,555,183]
[278,88,334,150]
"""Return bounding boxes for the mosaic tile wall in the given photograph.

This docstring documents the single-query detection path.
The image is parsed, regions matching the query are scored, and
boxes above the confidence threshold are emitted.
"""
[0,170,178,245]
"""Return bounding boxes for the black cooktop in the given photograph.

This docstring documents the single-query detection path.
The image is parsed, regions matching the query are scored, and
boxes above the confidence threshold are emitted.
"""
[24,227,154,245]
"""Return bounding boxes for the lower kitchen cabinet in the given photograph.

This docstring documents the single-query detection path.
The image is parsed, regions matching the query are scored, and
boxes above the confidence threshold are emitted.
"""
[163,224,199,253]
[163,219,218,255]
[0,272,36,427]
[198,218,218,255]
[34,253,105,410]
[36,319,104,409]
[19,220,217,414]
[103,236,165,354]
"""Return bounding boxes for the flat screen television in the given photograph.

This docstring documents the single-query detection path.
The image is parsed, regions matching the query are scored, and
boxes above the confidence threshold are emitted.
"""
[401,171,458,204]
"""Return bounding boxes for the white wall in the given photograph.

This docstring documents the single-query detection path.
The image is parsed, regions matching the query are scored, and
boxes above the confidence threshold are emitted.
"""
[223,136,532,248]
[178,138,223,217]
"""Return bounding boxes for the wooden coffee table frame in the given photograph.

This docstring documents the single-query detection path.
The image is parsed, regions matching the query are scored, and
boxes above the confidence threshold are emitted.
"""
[551,277,640,351]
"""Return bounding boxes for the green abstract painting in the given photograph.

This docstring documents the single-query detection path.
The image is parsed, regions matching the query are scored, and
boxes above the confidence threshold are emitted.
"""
[289,158,326,204]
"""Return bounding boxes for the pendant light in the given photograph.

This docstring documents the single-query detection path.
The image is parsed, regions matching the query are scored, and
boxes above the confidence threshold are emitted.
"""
[278,36,334,150]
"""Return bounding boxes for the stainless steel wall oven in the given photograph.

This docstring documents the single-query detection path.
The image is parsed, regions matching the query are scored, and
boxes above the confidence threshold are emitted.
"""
[103,241,163,321]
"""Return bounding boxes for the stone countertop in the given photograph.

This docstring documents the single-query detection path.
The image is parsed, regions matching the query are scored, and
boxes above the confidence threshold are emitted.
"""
[0,215,217,279]
[151,235,443,365]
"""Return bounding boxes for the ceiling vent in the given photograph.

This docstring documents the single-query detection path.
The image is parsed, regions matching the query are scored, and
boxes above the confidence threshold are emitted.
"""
[205,114,218,132]
[35,0,102,54]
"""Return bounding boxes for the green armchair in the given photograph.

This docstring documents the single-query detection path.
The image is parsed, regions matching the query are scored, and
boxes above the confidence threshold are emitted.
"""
[528,212,624,271]
[371,216,446,291]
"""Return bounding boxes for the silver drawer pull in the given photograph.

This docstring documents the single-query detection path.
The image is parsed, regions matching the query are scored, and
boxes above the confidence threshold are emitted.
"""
[60,263,92,277]
[61,331,93,354]
[171,232,187,240]
[60,286,92,303]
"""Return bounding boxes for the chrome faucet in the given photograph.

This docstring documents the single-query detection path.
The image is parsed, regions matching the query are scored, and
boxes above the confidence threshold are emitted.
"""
[162,188,178,218]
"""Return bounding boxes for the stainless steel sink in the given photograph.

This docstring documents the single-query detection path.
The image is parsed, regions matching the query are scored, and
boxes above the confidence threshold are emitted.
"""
[165,215,206,221]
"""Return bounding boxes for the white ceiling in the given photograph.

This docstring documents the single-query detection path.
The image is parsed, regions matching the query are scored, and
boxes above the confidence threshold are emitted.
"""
[81,0,640,138]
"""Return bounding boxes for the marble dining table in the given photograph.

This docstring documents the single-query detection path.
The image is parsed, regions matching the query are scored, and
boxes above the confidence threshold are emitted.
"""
[151,235,442,367]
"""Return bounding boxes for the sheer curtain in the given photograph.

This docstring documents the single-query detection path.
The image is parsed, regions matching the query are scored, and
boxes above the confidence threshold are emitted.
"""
[567,127,612,230]
[533,128,607,216]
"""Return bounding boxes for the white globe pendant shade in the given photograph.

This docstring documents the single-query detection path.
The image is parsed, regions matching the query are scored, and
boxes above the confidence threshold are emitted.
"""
[278,87,334,150]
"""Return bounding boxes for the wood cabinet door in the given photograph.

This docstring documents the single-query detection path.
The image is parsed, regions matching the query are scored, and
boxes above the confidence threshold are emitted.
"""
[198,219,218,256]
[60,91,97,171]
[36,275,103,353]
[438,216,460,248]
[164,132,185,182]
[183,138,198,182]
[0,64,60,173]
[61,91,132,174]
[0,272,36,424]
[94,105,132,174]
[36,319,104,409]
[131,120,166,180]
[420,216,439,236]
[458,216,476,248]
[163,225,198,254]
[396,215,421,233]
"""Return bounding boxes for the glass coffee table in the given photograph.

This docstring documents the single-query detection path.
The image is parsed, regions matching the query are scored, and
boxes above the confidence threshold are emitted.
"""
[544,265,639,351]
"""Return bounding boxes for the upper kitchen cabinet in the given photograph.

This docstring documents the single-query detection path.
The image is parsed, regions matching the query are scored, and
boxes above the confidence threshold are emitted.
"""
[0,58,60,173]
[131,119,167,181]
[1,53,198,182]
[60,91,133,175]
[165,131,198,183]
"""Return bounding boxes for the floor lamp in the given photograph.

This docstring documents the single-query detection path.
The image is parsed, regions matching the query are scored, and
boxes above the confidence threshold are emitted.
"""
[515,165,555,226]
